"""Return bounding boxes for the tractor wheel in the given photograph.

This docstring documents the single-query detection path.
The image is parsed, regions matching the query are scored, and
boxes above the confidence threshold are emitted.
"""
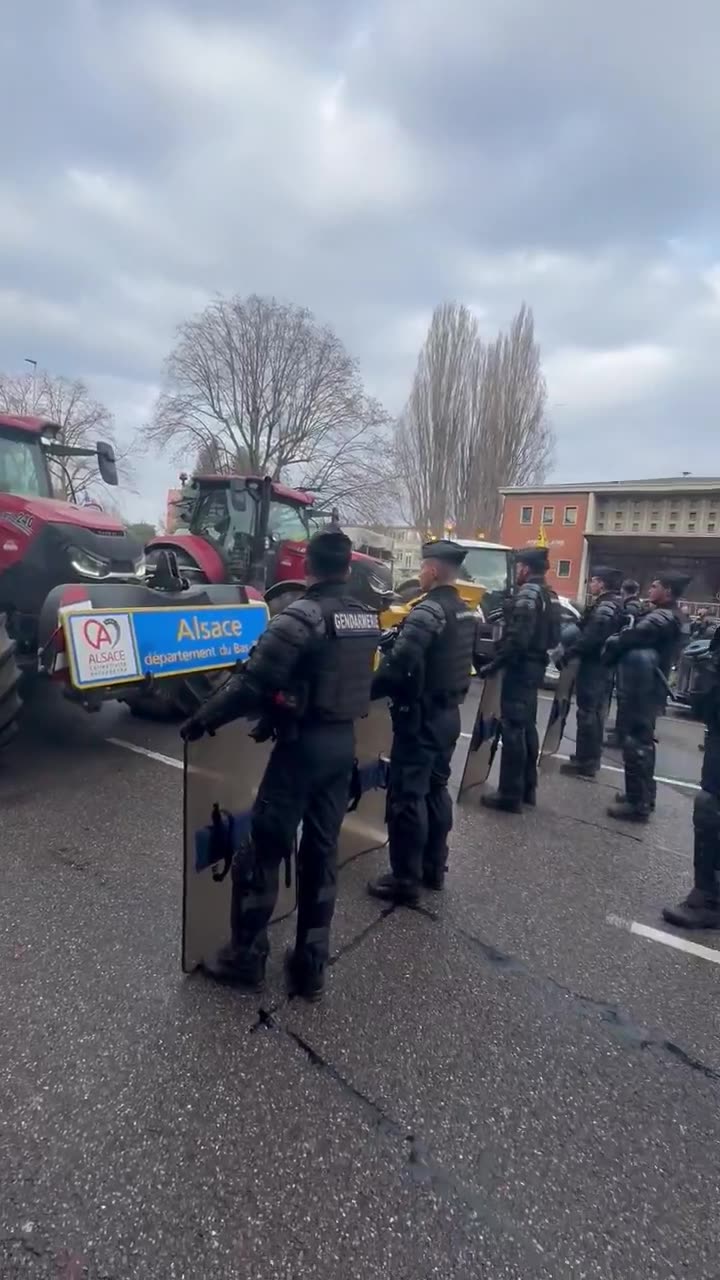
[0,615,23,750]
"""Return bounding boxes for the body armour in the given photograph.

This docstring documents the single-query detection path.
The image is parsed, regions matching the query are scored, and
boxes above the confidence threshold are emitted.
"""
[421,585,477,704]
[291,592,380,723]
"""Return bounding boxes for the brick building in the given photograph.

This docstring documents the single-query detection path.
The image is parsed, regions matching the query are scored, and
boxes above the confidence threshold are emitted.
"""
[499,477,720,605]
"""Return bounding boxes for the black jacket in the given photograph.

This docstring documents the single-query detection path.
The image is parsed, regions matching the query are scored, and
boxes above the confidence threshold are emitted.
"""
[196,581,379,732]
[494,576,561,670]
[372,584,475,705]
[571,592,624,663]
[605,604,683,676]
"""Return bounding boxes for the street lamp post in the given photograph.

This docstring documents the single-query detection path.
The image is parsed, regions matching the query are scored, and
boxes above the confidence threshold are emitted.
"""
[24,357,38,411]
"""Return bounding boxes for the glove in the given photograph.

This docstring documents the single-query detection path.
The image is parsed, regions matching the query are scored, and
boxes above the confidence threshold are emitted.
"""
[180,715,210,743]
[477,660,500,679]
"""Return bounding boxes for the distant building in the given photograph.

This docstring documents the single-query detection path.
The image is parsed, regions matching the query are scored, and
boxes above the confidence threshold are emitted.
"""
[499,477,720,604]
[342,526,394,566]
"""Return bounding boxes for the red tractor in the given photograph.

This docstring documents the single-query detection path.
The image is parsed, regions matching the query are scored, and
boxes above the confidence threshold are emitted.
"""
[146,473,395,615]
[0,416,251,748]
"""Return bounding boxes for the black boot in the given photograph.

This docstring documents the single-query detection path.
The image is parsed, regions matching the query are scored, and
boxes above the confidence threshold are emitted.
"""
[422,865,445,891]
[523,788,537,807]
[285,948,325,1002]
[606,798,649,824]
[367,872,419,906]
[481,791,522,813]
[614,789,656,812]
[559,760,597,779]
[662,889,720,930]
[204,943,266,991]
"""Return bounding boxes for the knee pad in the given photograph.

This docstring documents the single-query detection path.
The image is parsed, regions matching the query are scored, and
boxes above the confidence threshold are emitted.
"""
[693,789,720,832]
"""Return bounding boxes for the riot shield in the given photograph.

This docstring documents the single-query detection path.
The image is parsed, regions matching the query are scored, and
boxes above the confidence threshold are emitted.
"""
[182,718,297,973]
[458,670,503,798]
[338,698,392,867]
[539,657,579,763]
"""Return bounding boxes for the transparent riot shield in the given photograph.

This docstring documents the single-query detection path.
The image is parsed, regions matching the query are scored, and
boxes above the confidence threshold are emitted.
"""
[458,671,503,798]
[182,719,297,973]
[337,698,392,867]
[539,657,579,764]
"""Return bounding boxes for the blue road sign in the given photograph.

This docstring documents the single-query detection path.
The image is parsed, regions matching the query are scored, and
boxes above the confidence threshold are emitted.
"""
[62,602,269,690]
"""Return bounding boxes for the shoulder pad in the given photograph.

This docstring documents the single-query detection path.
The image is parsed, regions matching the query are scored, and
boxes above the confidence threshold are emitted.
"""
[409,598,446,628]
[517,582,542,607]
[277,598,325,635]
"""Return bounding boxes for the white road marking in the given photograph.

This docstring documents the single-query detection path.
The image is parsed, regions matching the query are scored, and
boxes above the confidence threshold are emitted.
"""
[607,913,720,965]
[554,753,700,792]
[106,737,183,770]
[460,731,471,739]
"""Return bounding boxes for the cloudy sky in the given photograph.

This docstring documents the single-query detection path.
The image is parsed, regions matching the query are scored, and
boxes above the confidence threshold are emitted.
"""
[1,0,718,522]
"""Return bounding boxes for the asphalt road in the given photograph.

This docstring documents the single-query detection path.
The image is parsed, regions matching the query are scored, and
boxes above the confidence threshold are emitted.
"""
[1,684,716,1279]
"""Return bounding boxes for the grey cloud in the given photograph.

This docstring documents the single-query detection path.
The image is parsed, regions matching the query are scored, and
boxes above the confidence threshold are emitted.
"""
[0,0,718,520]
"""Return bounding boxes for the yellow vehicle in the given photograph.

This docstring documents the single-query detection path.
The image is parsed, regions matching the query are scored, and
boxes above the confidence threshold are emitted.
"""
[382,539,514,640]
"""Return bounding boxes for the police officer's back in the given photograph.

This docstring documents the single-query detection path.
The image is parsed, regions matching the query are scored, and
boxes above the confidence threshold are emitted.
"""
[367,539,476,905]
[604,571,689,822]
[181,528,380,999]
[604,579,645,748]
[480,546,561,812]
[559,566,624,779]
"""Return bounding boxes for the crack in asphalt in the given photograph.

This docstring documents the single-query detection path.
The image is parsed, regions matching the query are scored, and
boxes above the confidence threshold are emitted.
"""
[255,1013,546,1269]
[450,920,720,1084]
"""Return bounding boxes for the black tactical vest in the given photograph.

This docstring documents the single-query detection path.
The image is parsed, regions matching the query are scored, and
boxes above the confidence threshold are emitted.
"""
[422,586,477,704]
[302,593,380,723]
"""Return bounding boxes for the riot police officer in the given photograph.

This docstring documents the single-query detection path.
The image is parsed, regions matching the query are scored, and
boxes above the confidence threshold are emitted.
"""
[180,528,380,1000]
[605,579,644,747]
[480,546,561,813]
[604,571,690,823]
[559,566,624,778]
[663,625,720,929]
[367,539,476,905]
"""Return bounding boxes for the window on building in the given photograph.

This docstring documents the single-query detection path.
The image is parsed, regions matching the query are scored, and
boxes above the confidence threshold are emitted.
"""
[650,521,658,530]
[557,560,571,578]
[709,523,716,532]
[632,521,639,531]
[688,522,696,531]
[563,506,578,526]
[689,510,697,519]
[668,522,676,531]
[670,510,678,520]
[542,505,555,524]
[615,510,623,518]
[520,505,533,524]
[614,517,624,529]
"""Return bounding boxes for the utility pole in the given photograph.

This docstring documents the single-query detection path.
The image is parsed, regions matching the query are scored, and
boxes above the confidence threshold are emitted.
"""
[24,358,37,410]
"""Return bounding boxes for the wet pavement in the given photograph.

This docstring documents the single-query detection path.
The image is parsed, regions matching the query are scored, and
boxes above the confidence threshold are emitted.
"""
[0,686,716,1278]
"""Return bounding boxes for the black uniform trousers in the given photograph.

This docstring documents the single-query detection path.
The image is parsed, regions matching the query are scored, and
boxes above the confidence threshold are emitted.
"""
[575,660,612,770]
[498,662,544,803]
[231,722,354,970]
[388,703,461,885]
[694,732,720,901]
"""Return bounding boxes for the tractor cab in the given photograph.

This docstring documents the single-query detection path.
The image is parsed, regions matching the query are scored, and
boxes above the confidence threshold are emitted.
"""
[161,474,316,591]
[152,472,395,610]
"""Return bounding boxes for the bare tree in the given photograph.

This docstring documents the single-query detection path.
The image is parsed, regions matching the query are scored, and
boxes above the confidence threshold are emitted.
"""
[148,293,395,522]
[397,302,553,540]
[455,304,553,538]
[396,303,479,537]
[0,370,130,499]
